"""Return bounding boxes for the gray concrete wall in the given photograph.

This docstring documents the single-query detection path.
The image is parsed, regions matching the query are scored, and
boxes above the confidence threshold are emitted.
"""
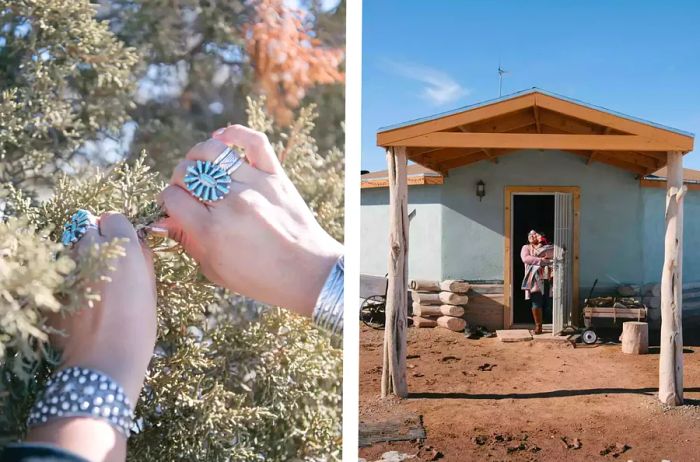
[360,185,444,280]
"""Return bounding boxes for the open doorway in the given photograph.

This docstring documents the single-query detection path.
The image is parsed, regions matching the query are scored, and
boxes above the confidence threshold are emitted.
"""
[512,194,555,325]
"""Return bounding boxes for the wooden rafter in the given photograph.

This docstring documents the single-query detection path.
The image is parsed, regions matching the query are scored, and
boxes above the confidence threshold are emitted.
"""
[377,93,536,145]
[533,104,542,133]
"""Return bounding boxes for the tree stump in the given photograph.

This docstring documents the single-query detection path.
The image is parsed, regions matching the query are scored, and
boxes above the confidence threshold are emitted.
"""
[621,321,649,354]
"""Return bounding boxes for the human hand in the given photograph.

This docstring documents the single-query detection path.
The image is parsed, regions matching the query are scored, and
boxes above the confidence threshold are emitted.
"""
[49,213,157,404]
[26,213,157,460]
[156,125,342,316]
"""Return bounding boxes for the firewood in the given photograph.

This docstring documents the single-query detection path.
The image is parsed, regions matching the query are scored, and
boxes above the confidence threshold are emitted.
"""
[439,280,471,293]
[412,303,465,317]
[412,291,469,305]
[412,316,438,328]
[436,316,467,332]
[409,280,440,291]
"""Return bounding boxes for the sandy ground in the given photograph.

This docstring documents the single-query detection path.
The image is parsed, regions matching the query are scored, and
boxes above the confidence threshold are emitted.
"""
[359,325,700,462]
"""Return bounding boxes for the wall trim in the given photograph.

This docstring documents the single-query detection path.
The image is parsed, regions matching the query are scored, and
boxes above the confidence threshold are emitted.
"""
[504,186,581,329]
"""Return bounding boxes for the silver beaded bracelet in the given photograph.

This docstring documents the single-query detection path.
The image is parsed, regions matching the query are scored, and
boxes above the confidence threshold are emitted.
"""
[312,255,344,337]
[27,367,134,438]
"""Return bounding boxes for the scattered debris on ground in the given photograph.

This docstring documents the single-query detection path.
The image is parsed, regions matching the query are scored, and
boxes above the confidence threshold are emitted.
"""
[560,436,582,449]
[477,363,496,371]
[599,442,631,457]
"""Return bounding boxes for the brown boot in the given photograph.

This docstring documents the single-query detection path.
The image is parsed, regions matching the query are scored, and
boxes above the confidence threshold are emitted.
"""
[531,307,543,334]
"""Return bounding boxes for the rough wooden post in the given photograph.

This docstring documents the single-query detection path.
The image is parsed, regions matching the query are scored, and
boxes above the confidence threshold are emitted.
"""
[659,150,685,406]
[382,146,408,398]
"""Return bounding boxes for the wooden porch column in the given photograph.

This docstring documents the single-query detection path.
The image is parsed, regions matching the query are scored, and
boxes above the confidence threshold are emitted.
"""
[382,146,409,398]
[659,150,685,406]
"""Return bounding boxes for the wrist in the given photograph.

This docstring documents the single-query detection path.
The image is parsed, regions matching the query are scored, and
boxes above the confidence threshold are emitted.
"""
[293,231,343,317]
[60,356,146,405]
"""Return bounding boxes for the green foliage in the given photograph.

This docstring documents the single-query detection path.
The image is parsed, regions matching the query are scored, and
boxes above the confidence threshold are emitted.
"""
[1,114,342,460]
[0,1,343,459]
[0,0,138,188]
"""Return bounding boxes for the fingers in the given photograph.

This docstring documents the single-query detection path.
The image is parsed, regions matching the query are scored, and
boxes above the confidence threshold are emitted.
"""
[184,139,262,183]
[157,185,209,244]
[99,212,138,242]
[170,159,254,197]
[211,125,282,175]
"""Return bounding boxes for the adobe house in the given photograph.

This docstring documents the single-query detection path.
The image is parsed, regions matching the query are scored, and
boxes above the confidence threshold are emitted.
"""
[362,89,696,398]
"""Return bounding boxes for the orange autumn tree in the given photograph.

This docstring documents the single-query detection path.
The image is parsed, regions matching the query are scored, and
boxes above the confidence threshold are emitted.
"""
[247,0,345,125]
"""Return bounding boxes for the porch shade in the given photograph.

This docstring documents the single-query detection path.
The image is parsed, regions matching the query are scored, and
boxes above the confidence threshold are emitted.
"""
[376,88,694,176]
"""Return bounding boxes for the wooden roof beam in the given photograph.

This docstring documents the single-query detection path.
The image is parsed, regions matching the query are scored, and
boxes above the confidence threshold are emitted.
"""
[389,132,690,152]
[377,93,536,145]
[533,104,542,134]
[535,92,693,147]
[569,150,648,175]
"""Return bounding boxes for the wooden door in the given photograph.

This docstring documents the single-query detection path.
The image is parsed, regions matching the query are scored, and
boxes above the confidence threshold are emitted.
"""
[552,192,573,334]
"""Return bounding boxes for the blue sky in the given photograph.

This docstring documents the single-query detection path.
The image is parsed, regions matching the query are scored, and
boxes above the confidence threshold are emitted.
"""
[362,0,700,172]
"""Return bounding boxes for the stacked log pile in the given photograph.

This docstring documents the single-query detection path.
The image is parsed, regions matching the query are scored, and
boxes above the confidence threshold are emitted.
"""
[410,279,469,332]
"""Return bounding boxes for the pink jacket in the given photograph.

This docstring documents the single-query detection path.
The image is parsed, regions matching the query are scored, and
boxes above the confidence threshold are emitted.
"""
[521,244,545,267]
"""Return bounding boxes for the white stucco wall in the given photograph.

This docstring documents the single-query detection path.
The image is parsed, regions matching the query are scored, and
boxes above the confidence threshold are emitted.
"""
[360,184,443,280]
[360,150,700,296]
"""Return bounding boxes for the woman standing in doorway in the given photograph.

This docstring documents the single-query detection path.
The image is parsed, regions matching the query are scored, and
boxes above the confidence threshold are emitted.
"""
[520,230,552,334]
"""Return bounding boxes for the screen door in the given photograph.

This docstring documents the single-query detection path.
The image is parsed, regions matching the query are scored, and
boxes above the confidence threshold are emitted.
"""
[552,192,573,334]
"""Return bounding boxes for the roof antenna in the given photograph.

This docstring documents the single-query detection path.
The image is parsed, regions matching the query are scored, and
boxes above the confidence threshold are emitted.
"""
[498,61,509,97]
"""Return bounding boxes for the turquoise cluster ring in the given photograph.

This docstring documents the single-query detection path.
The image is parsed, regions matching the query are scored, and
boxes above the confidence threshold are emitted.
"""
[184,160,232,203]
[184,147,244,203]
[61,209,98,247]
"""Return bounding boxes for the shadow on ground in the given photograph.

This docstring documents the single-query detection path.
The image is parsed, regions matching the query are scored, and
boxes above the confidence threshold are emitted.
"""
[408,387,700,400]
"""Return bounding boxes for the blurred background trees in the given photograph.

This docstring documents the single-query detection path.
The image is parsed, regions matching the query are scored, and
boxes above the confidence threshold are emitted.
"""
[1,0,344,180]
[1,0,344,459]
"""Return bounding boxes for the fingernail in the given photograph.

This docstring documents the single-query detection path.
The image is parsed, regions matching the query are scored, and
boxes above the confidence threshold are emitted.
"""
[214,128,225,136]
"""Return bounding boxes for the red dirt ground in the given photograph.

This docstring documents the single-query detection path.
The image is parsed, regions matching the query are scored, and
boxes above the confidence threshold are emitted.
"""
[359,325,700,462]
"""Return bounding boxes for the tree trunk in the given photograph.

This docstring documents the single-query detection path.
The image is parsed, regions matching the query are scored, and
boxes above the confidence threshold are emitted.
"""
[382,147,408,398]
[659,151,685,406]
[621,321,649,354]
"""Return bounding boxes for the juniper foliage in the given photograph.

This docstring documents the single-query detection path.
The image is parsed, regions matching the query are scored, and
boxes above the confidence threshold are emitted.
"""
[0,0,343,457]
[1,103,343,460]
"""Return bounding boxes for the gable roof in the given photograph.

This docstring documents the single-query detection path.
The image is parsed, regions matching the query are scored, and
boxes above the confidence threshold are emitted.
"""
[376,88,695,176]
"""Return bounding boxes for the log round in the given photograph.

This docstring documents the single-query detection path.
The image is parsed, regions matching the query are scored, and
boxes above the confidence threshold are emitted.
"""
[621,321,649,354]
[439,291,469,305]
[439,280,471,294]
[436,316,467,332]
[412,316,438,328]
[410,280,441,291]
[411,291,442,305]
[413,303,465,317]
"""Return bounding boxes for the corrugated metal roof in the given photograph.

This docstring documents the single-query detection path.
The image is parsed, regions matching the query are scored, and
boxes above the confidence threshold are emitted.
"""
[377,87,695,138]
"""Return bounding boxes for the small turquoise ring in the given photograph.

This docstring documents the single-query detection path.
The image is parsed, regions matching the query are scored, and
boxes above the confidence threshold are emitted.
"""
[61,209,98,247]
[184,159,232,203]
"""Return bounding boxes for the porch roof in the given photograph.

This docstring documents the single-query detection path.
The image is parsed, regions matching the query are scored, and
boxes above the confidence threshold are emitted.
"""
[376,88,695,176]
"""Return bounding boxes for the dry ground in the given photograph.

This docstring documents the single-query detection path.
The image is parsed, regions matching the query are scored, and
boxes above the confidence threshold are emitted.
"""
[359,325,700,462]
